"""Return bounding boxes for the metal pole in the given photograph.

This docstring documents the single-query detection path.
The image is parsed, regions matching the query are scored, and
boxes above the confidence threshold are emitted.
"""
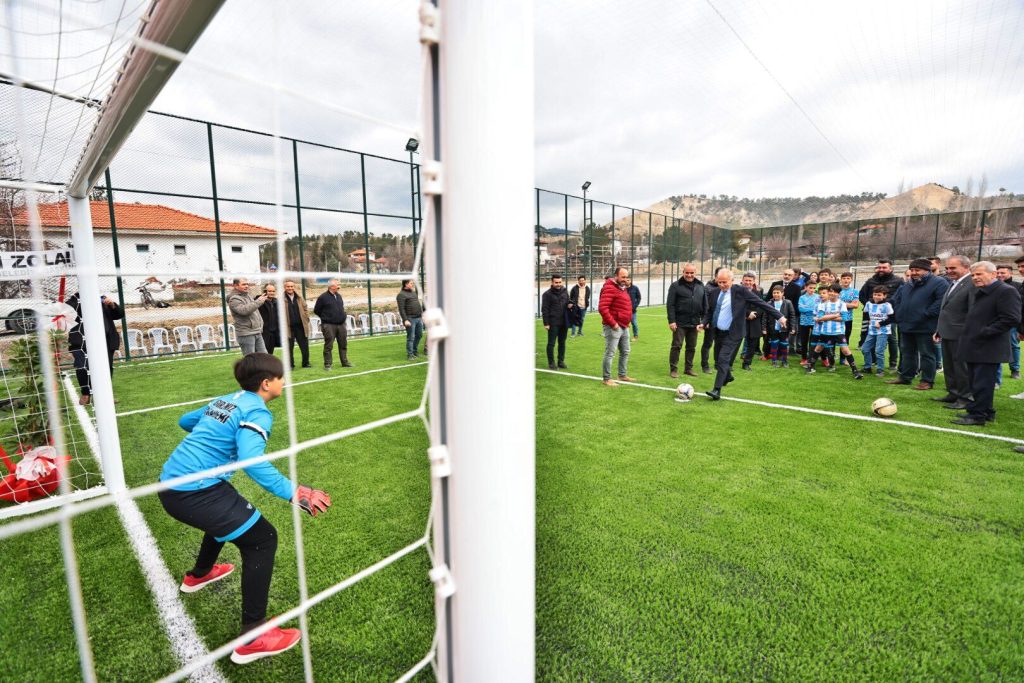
[700,223,706,281]
[68,196,126,492]
[661,217,667,304]
[586,195,592,308]
[852,220,862,287]
[611,204,616,272]
[564,193,569,278]
[892,216,899,259]
[630,208,635,295]
[441,1,535,677]
[293,140,307,299]
[976,209,987,260]
[788,225,794,270]
[933,213,940,256]
[535,189,541,317]
[103,169,130,360]
[359,154,373,335]
[206,123,231,350]
[646,213,652,307]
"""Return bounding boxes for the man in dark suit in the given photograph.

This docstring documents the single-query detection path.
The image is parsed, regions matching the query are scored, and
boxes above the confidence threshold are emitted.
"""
[951,261,1022,426]
[932,256,974,410]
[700,268,787,400]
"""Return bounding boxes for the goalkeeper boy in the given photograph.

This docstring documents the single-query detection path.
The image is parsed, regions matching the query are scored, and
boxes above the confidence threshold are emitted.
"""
[158,353,331,664]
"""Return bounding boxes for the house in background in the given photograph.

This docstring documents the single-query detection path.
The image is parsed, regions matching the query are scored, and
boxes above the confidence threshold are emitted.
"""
[13,201,277,302]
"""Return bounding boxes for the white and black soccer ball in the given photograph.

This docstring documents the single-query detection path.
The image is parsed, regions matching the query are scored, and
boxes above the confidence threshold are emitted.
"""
[675,383,695,402]
[871,397,897,417]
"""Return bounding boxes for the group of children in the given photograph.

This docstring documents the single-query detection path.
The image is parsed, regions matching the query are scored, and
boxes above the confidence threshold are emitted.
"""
[750,270,895,381]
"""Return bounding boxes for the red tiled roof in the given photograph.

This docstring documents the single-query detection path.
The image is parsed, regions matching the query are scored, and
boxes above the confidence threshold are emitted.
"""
[13,201,277,236]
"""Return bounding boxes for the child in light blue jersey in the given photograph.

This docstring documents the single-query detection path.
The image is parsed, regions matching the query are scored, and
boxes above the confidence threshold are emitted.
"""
[159,353,332,664]
[838,272,860,364]
[861,286,894,376]
[797,280,819,364]
[806,284,863,379]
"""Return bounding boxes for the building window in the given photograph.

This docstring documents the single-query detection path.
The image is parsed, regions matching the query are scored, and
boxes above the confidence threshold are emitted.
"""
[136,244,150,253]
[231,245,243,253]
[174,244,186,255]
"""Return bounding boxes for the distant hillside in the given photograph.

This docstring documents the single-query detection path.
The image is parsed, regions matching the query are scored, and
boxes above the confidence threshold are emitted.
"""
[619,183,1024,234]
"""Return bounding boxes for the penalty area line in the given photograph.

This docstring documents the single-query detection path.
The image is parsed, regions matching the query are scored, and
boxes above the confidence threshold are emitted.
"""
[536,368,1024,446]
[65,376,227,683]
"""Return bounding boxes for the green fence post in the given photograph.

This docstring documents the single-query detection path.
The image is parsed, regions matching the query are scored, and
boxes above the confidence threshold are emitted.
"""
[891,216,899,259]
[206,123,231,351]
[292,140,306,299]
[646,212,652,306]
[104,169,131,360]
[976,209,987,261]
[359,154,373,335]
[933,213,940,256]
[852,220,862,287]
[536,189,541,317]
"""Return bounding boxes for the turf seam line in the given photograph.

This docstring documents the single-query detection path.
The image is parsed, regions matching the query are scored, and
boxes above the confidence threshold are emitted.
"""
[64,376,227,683]
[537,368,1024,446]
[116,361,427,417]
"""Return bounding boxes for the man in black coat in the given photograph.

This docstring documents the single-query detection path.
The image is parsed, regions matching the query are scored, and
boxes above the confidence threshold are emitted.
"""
[951,262,1022,426]
[541,275,570,370]
[858,259,901,366]
[66,291,124,405]
[932,256,974,409]
[769,267,809,353]
[313,279,351,369]
[701,268,787,400]
[665,263,706,378]
[258,283,281,356]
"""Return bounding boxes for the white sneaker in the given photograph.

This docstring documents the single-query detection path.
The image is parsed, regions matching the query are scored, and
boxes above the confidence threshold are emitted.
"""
[1011,391,1024,400]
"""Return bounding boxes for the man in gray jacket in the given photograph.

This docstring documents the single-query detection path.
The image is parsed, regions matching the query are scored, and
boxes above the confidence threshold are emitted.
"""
[227,278,269,355]
[396,279,425,360]
[932,256,974,409]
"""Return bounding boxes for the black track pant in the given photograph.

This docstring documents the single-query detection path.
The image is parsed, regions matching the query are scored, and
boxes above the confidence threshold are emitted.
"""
[159,485,279,632]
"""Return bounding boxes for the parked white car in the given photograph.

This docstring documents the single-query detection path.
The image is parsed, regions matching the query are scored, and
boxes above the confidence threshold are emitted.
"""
[0,298,59,335]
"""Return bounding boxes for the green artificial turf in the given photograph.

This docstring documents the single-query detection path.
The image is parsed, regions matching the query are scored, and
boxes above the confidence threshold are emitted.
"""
[2,310,1022,681]
[535,307,1024,681]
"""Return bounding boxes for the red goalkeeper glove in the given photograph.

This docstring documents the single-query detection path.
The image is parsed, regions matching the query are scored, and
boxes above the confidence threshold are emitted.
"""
[293,485,331,517]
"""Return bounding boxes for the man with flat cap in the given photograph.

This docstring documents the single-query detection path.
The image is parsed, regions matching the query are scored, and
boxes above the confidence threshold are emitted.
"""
[887,258,949,390]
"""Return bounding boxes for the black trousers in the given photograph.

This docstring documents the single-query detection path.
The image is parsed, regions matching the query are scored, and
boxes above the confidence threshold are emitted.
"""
[159,486,279,631]
[72,344,115,396]
[322,322,348,367]
[262,328,280,356]
[546,325,567,365]
[940,338,971,401]
[965,362,999,420]
[669,326,699,371]
[712,329,742,391]
[700,328,716,369]
[798,326,813,360]
[288,326,309,367]
[742,333,763,365]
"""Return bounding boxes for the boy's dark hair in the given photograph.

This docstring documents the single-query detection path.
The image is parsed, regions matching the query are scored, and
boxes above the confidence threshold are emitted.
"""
[816,284,829,293]
[996,264,1012,270]
[872,286,889,295]
[804,280,817,288]
[770,286,784,294]
[829,283,842,293]
[401,279,412,287]
[1015,256,1024,264]
[818,268,833,276]
[841,272,853,278]
[235,353,284,392]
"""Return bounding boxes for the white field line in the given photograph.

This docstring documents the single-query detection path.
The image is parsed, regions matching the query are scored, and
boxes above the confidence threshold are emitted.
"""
[64,376,226,683]
[116,331,404,369]
[536,368,1024,446]
[0,484,108,520]
[116,361,426,417]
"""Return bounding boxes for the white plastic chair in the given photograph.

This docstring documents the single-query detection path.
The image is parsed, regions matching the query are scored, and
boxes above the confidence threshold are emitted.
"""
[358,313,370,335]
[148,328,175,355]
[371,312,385,334]
[345,314,359,336]
[383,311,401,332]
[217,323,238,347]
[173,326,198,353]
[309,317,322,340]
[194,324,218,350]
[126,328,147,357]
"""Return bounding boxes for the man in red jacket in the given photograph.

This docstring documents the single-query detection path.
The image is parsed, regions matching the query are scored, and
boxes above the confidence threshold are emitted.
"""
[598,267,636,386]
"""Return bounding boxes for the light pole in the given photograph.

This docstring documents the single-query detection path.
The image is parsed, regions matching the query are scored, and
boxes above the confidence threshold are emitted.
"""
[406,138,420,283]
[582,181,591,307]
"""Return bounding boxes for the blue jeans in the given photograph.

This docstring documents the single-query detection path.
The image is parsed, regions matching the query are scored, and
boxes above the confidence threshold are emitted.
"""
[602,325,630,380]
[571,308,587,335]
[630,312,638,337]
[861,332,888,370]
[405,317,424,357]
[898,331,938,383]
[996,329,1020,382]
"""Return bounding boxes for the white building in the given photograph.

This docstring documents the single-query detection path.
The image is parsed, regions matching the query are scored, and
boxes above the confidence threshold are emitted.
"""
[16,201,277,302]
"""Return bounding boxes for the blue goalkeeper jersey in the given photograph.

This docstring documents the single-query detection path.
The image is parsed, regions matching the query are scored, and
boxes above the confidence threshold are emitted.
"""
[160,390,295,501]
[840,287,859,322]
[814,300,845,335]
[798,293,819,326]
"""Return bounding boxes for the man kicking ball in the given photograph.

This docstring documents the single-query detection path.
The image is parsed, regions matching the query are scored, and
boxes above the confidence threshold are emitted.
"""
[158,353,331,664]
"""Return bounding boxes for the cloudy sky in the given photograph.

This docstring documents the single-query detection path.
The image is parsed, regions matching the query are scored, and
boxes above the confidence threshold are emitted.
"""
[7,0,1024,222]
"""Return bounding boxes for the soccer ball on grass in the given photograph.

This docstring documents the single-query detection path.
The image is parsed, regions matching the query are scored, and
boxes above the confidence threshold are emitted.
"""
[675,383,695,402]
[871,397,897,417]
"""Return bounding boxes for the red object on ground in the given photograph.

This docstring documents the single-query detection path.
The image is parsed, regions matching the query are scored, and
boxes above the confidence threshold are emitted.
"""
[0,445,66,503]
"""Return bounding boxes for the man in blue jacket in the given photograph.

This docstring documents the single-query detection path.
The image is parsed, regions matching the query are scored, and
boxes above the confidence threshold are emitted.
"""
[887,258,949,390]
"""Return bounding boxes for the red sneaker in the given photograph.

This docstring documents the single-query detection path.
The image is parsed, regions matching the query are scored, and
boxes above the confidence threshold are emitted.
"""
[231,626,302,664]
[179,563,235,593]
